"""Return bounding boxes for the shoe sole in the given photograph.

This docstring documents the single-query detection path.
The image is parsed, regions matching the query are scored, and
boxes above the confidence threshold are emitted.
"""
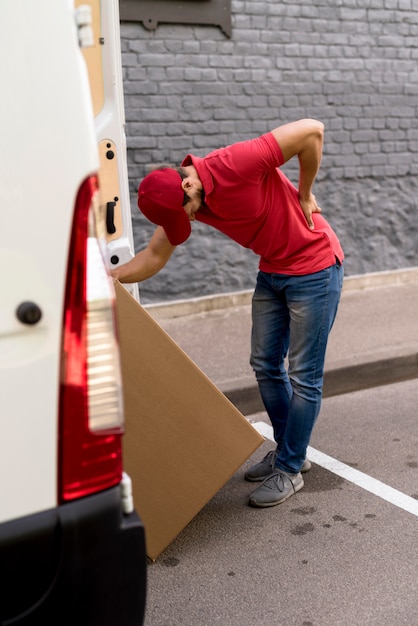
[302,459,312,473]
[248,477,304,508]
[245,458,311,482]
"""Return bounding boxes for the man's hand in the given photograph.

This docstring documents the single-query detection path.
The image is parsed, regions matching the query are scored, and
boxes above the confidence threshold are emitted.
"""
[271,120,324,229]
[299,193,322,230]
[109,225,176,283]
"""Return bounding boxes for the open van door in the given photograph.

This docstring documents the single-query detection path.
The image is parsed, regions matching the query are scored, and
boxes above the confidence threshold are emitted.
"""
[76,0,139,301]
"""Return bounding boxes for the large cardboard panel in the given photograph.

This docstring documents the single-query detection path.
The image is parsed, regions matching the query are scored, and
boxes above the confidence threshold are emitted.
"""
[115,282,263,560]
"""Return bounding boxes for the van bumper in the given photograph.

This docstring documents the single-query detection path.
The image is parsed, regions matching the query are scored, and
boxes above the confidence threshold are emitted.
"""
[0,485,146,626]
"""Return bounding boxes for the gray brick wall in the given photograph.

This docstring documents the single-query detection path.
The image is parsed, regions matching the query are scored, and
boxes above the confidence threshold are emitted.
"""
[120,0,418,303]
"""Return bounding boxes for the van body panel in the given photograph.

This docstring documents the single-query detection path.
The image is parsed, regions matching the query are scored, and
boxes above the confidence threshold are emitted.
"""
[0,0,99,522]
[0,0,146,622]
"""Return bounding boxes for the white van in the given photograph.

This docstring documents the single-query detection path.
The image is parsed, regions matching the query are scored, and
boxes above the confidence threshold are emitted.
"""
[0,2,146,624]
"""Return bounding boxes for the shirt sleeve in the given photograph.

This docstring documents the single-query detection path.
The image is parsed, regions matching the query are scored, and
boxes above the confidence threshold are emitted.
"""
[221,132,285,182]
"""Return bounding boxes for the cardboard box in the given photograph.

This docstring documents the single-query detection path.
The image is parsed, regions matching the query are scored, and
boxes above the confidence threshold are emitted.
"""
[115,282,263,560]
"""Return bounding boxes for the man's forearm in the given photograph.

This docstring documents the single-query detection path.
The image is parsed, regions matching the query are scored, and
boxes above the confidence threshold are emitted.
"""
[270,119,324,229]
[110,249,161,283]
[110,225,176,283]
[297,122,324,200]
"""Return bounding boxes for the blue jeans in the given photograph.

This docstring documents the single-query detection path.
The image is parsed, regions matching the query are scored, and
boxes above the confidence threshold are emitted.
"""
[250,262,344,474]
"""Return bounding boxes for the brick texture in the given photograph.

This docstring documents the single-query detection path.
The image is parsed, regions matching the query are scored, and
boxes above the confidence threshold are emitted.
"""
[121,0,418,303]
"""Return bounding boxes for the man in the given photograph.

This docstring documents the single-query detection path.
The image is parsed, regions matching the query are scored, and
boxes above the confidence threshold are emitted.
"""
[111,119,344,508]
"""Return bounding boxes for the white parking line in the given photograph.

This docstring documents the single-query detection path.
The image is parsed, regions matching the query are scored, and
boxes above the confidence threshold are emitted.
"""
[252,421,418,518]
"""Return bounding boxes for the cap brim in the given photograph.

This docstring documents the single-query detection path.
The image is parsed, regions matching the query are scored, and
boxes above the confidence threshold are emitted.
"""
[162,209,192,245]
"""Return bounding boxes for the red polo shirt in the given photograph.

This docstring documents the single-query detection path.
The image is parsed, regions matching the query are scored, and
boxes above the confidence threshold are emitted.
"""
[182,132,344,275]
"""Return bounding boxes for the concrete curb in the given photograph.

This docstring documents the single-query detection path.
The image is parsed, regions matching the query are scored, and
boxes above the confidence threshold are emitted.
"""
[144,267,418,319]
[222,353,418,416]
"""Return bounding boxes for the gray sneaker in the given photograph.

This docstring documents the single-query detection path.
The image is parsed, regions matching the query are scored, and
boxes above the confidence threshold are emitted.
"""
[244,449,311,482]
[248,470,304,508]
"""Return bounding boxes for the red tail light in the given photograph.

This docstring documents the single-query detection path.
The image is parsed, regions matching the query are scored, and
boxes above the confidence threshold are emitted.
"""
[59,175,124,502]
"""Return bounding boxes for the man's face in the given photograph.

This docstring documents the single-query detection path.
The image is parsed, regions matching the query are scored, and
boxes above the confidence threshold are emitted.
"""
[181,175,204,221]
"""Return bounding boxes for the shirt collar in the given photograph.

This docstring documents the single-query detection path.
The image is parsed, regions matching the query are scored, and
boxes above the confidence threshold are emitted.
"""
[181,154,214,197]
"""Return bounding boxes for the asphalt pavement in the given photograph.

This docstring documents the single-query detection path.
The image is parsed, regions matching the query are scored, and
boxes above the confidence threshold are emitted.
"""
[141,268,418,626]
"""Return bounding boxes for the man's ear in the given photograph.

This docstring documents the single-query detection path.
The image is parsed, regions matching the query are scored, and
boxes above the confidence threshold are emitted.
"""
[181,177,193,192]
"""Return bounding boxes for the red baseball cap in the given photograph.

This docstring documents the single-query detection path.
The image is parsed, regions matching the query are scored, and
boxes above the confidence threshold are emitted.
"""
[137,168,191,245]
